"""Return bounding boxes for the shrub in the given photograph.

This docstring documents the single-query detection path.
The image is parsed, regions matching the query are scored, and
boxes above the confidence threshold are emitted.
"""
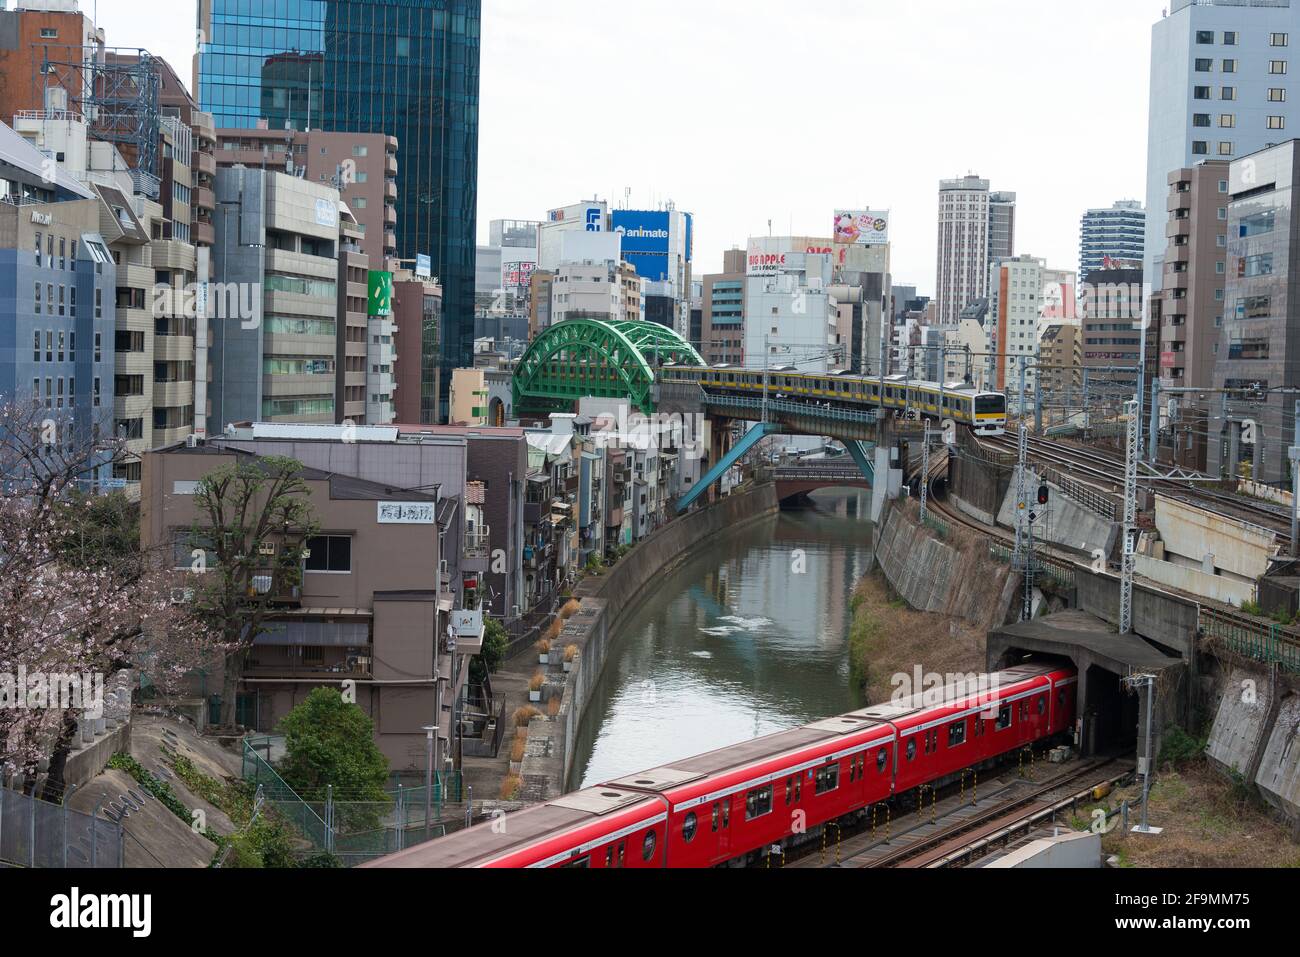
[547,696,561,718]
[1160,725,1208,769]
[276,687,390,804]
[513,706,540,728]
[559,599,581,621]
[510,735,527,764]
[528,672,545,693]
[500,775,522,801]
[564,644,579,663]
[536,638,552,655]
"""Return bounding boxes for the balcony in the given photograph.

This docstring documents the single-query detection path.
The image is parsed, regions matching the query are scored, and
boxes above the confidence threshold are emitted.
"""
[244,646,372,679]
[1167,191,1192,213]
[193,220,215,247]
[384,180,397,201]
[463,527,491,573]
[384,231,397,252]
[384,205,397,226]
[195,185,215,212]
[1167,219,1191,239]
[384,154,397,176]
[155,334,194,362]
[192,151,216,179]
[153,380,194,409]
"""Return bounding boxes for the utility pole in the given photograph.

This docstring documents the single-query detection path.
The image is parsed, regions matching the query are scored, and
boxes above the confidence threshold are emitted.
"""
[1124,672,1162,835]
[1147,378,1161,464]
[762,332,769,425]
[1013,423,1034,621]
[1291,401,1300,557]
[920,421,930,523]
[1120,400,1140,636]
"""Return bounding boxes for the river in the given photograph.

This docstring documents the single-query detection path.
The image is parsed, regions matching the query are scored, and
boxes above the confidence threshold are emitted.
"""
[571,489,876,790]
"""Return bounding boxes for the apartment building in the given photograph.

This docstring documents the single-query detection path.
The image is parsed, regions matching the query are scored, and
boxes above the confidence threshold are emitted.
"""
[141,441,477,770]
[1080,201,1146,279]
[392,272,442,425]
[936,175,991,325]
[1039,324,1083,400]
[1081,266,1145,393]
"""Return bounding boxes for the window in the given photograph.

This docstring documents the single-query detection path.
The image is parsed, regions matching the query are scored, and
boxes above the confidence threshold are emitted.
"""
[93,377,100,408]
[352,145,368,157]
[1269,115,1286,130]
[1037,696,1047,716]
[1222,59,1236,73]
[744,785,773,820]
[1269,88,1287,103]
[1270,61,1288,75]
[1241,253,1274,278]
[1196,30,1214,44]
[1272,33,1289,47]
[1219,141,1234,156]
[1220,114,1235,127]
[948,720,967,747]
[35,233,41,267]
[94,332,101,362]
[1221,86,1236,100]
[1235,295,1272,320]
[305,535,351,573]
[996,704,1012,731]
[1193,141,1209,155]
[1194,58,1213,72]
[814,764,839,795]
[641,831,657,862]
[1193,113,1210,127]
[906,738,917,761]
[1224,31,1237,45]
[1193,86,1211,100]
[1240,210,1276,237]
[34,282,41,311]
[39,27,57,38]
[877,747,888,772]
[33,331,40,363]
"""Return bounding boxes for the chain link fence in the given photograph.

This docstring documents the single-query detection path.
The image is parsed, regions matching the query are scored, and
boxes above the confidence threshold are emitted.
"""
[0,787,123,868]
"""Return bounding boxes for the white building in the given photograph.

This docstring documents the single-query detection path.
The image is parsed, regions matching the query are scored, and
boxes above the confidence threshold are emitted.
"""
[538,199,610,271]
[743,237,841,373]
[1146,0,1300,293]
[1079,201,1145,279]
[936,175,992,325]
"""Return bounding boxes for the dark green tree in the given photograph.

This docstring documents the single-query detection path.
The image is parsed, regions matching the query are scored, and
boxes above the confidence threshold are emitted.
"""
[469,616,510,686]
[276,687,390,803]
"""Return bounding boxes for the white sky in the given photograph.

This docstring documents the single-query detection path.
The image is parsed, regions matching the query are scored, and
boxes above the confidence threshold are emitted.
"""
[95,0,1165,295]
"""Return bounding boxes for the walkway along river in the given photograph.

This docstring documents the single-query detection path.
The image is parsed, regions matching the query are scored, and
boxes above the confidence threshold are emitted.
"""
[570,489,876,790]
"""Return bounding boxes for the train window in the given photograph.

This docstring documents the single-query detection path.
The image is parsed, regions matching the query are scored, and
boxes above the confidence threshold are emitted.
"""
[1037,696,1047,716]
[906,738,917,761]
[605,847,613,867]
[848,759,856,783]
[1019,701,1029,721]
[949,720,967,747]
[723,802,731,828]
[562,856,590,868]
[794,779,801,803]
[745,785,773,820]
[618,844,626,867]
[785,777,793,805]
[683,812,698,844]
[642,831,657,862]
[877,748,889,772]
[814,764,840,795]
[711,803,720,833]
[975,718,985,737]
[997,705,1012,731]
[1058,689,1067,709]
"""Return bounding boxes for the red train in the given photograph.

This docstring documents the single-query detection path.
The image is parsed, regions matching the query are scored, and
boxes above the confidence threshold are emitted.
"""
[364,662,1077,869]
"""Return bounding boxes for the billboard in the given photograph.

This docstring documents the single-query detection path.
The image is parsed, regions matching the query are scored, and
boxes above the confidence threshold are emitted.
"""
[368,270,394,317]
[415,253,432,279]
[612,210,679,283]
[833,210,890,246]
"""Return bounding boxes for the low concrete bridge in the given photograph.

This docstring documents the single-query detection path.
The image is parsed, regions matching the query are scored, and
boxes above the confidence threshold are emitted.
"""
[772,461,872,502]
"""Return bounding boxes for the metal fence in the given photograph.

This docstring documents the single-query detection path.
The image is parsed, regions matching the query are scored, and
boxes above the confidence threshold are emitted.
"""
[240,736,463,865]
[0,787,123,868]
[1201,609,1300,675]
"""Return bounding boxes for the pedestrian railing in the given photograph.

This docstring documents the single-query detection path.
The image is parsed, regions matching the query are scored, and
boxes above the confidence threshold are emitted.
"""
[1200,608,1300,675]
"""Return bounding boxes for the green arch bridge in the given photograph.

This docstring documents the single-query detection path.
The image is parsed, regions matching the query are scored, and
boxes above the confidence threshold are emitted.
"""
[512,317,705,415]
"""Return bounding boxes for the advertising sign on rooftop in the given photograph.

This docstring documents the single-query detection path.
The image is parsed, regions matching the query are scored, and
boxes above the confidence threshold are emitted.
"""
[833,210,890,246]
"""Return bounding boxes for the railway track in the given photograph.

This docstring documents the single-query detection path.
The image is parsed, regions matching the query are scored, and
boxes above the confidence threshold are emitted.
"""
[862,756,1133,869]
[980,433,1295,543]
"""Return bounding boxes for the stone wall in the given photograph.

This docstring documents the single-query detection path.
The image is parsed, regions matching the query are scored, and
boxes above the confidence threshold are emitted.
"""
[873,498,1018,630]
[518,484,781,800]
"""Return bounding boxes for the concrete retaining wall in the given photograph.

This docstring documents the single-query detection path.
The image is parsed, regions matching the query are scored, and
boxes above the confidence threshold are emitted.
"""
[1155,494,1280,582]
[1206,667,1276,779]
[518,484,781,800]
[995,469,1118,559]
[875,499,1018,628]
[1074,568,1200,659]
[1256,693,1300,824]
[1136,555,1257,609]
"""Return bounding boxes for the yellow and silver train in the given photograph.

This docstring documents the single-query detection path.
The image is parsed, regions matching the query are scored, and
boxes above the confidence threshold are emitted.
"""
[659,366,1008,436]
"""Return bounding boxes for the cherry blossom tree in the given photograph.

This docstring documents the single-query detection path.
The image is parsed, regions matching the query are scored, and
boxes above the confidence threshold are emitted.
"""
[0,400,216,794]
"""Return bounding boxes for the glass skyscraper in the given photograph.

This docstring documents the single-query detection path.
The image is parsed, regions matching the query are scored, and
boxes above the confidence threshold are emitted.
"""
[196,0,480,417]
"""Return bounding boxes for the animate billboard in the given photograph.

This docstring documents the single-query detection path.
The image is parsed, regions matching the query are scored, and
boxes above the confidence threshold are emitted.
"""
[833,210,890,246]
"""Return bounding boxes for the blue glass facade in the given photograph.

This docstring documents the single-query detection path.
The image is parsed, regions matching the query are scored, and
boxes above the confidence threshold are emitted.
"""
[197,0,480,416]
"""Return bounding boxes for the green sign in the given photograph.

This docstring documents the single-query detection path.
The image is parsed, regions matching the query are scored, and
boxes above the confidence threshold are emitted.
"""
[368,270,394,317]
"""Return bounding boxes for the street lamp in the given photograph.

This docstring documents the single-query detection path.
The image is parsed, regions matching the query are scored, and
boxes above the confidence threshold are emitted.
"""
[422,724,437,840]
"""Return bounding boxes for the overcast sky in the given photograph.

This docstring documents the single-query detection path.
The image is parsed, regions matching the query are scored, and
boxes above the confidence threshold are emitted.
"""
[96,0,1164,295]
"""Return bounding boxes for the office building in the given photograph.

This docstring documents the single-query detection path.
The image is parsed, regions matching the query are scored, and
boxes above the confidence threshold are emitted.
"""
[1146,0,1300,294]
[1210,140,1300,483]
[700,248,747,365]
[196,0,480,418]
[989,191,1017,261]
[1081,265,1145,393]
[0,120,114,481]
[392,272,442,425]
